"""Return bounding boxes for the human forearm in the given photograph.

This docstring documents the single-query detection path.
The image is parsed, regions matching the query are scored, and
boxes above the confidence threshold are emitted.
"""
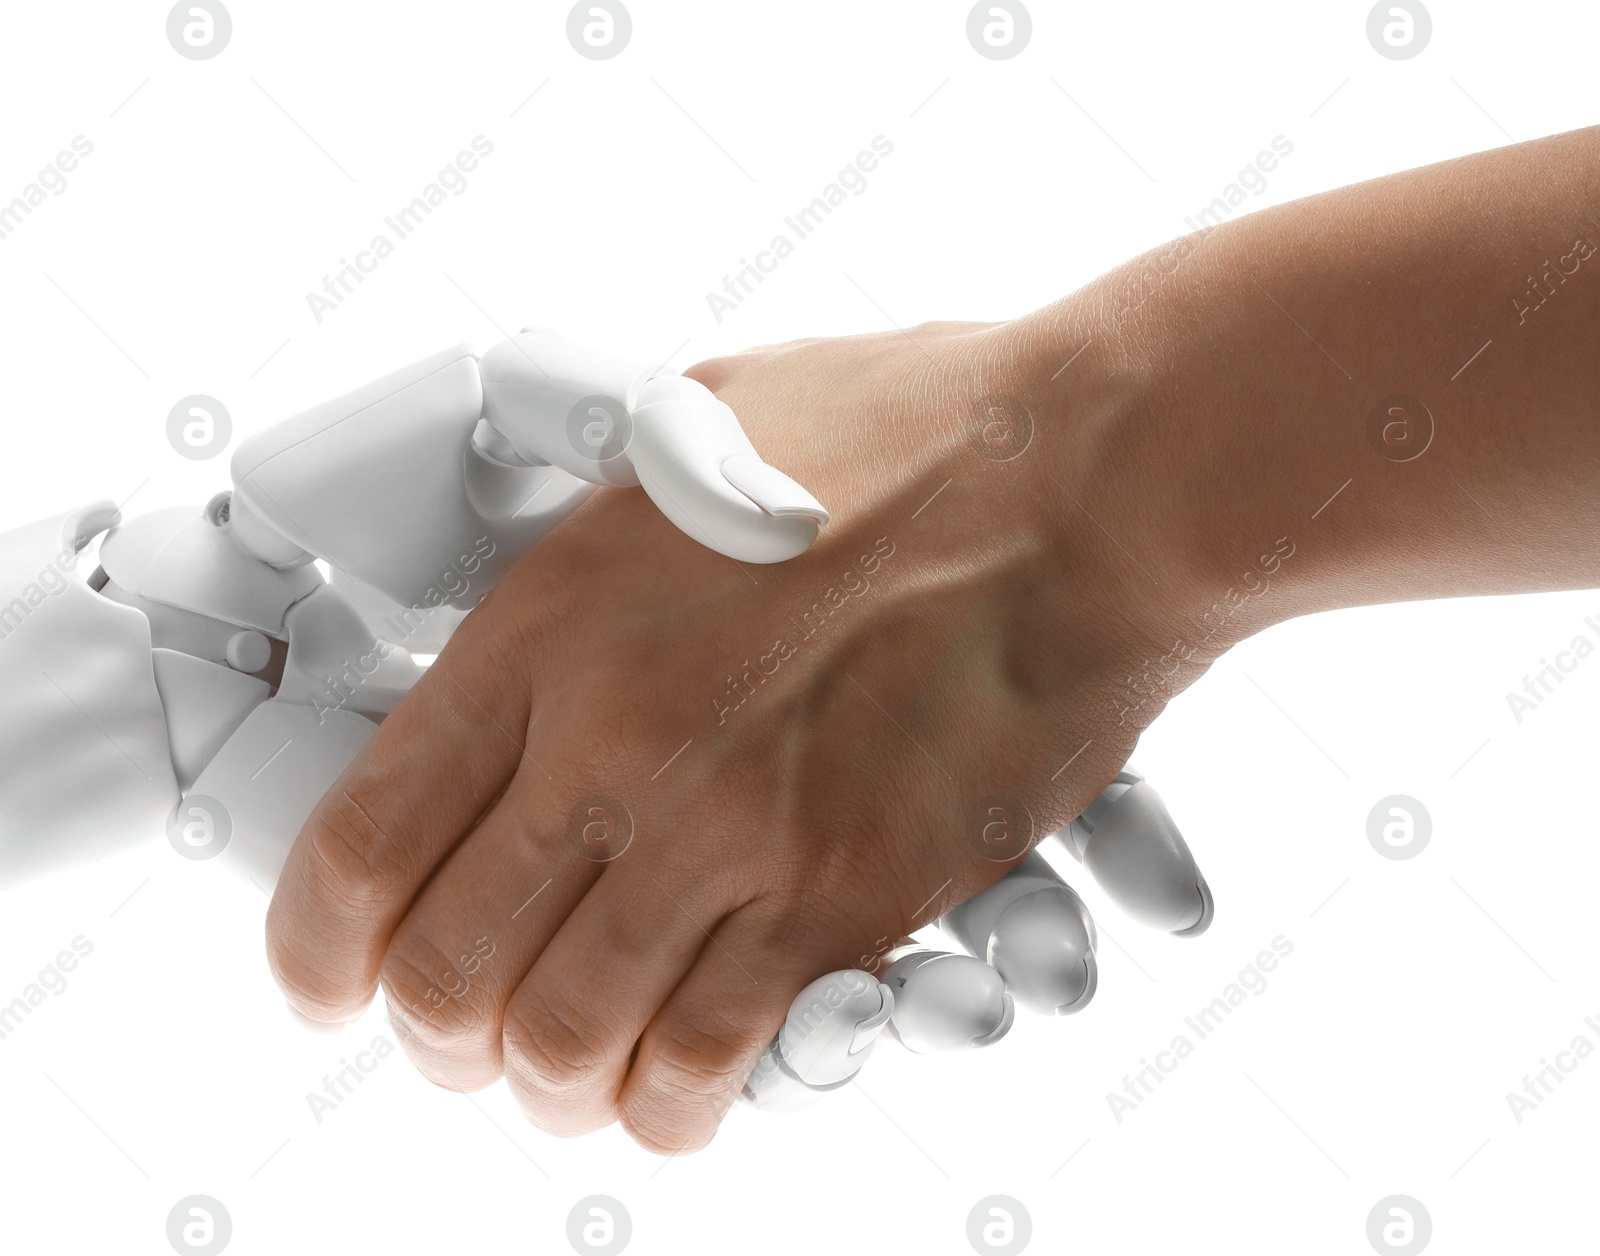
[1010,123,1600,657]
[261,124,1600,1157]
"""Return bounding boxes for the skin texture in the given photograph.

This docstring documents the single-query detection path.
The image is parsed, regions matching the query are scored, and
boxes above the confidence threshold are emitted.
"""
[267,124,1600,1153]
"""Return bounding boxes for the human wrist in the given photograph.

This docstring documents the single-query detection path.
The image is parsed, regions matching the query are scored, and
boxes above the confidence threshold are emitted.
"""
[1001,235,1355,669]
[972,296,1247,694]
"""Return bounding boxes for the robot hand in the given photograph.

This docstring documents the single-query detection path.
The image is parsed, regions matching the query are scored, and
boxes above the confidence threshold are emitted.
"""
[478,330,828,563]
[225,330,826,632]
[0,327,1211,1129]
[0,330,824,891]
[741,770,1213,1110]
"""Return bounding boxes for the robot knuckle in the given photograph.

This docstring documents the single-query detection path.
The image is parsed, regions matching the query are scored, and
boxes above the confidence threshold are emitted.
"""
[503,991,616,1094]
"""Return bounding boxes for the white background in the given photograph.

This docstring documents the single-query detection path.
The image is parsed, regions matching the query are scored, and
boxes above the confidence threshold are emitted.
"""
[1,1,1596,1253]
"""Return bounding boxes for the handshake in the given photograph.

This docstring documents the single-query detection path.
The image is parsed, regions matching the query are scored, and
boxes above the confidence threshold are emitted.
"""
[0,330,1211,1114]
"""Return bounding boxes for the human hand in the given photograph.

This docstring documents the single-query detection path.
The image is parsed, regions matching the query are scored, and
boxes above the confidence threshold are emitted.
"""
[263,315,1228,1153]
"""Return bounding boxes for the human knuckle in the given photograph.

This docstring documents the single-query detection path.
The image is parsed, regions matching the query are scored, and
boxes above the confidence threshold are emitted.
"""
[503,990,615,1093]
[479,608,551,679]
[264,911,355,1019]
[380,939,492,1047]
[618,1099,715,1156]
[456,573,565,664]
[641,1006,761,1091]
[618,1013,752,1152]
[303,784,411,907]
[682,355,739,392]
